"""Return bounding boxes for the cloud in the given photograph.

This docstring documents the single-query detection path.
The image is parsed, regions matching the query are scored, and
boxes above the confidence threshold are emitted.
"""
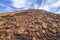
[11,0,26,8]
[0,3,13,13]
[39,0,60,14]
[11,0,36,9]
[0,0,60,14]
[11,0,60,14]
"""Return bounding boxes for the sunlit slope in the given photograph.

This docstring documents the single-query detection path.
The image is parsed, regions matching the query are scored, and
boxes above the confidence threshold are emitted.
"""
[0,9,60,40]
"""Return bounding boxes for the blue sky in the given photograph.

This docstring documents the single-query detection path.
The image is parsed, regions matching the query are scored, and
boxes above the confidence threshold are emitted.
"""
[0,0,60,14]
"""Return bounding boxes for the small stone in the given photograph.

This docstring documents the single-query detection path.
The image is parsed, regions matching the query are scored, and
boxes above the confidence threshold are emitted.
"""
[16,23,20,26]
[49,20,52,23]
[52,29,56,33]
[36,25,39,29]
[7,35,11,39]
[10,12,15,16]
[15,22,16,23]
[18,30,24,34]
[18,28,25,34]
[42,30,45,33]
[0,20,5,25]
[6,29,11,33]
[36,32,40,35]
[24,32,28,34]
[47,17,50,20]
[42,22,47,29]
[43,38,47,40]
[1,36,3,38]
[33,37,36,40]
[25,20,28,22]
[55,19,60,22]
[53,22,57,27]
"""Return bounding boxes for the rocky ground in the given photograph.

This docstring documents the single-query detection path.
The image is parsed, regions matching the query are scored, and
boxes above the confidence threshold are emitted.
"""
[0,9,60,40]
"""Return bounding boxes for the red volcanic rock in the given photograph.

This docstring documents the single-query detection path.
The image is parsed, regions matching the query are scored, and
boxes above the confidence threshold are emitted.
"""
[0,9,60,40]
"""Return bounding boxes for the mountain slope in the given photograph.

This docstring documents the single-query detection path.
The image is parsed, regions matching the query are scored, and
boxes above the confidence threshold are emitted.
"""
[0,9,60,40]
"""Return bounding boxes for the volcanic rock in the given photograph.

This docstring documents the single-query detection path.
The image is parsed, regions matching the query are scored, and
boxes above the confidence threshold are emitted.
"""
[0,9,60,40]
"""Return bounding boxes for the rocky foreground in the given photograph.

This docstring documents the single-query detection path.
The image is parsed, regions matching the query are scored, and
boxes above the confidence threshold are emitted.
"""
[0,9,60,40]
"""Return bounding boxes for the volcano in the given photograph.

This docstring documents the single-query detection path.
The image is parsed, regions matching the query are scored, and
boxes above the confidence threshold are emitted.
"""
[0,9,60,40]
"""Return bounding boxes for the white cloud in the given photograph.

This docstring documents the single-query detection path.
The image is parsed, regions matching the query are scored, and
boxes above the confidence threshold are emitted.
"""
[11,0,36,9]
[39,0,60,14]
[5,6,13,11]
[51,1,60,7]
[0,3,13,13]
[11,0,26,8]
[10,0,60,14]
[34,4,39,9]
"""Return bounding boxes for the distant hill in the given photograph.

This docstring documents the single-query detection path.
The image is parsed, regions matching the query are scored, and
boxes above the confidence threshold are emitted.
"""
[0,9,60,40]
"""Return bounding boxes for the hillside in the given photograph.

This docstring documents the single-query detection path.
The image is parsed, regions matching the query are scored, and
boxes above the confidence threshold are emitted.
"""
[0,9,60,40]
